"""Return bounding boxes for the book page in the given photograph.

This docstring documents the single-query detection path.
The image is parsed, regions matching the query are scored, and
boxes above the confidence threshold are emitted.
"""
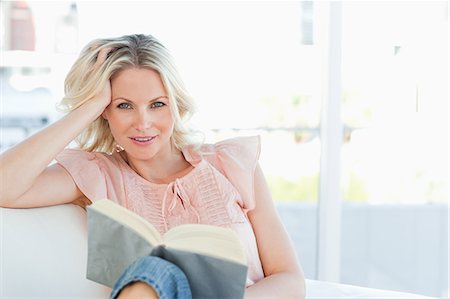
[89,199,162,245]
[163,224,247,266]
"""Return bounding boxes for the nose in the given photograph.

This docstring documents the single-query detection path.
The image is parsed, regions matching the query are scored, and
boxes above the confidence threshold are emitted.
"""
[134,109,152,132]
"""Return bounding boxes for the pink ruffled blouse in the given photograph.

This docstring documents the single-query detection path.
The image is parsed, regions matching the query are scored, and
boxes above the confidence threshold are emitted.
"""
[56,136,265,287]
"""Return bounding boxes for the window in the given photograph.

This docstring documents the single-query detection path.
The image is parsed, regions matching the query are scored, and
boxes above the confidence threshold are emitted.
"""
[341,2,448,203]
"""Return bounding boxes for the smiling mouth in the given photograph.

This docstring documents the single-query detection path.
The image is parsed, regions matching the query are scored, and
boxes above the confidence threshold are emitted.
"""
[130,136,155,142]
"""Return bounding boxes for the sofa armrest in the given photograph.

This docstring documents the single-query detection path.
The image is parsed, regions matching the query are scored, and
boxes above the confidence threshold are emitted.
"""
[1,204,110,297]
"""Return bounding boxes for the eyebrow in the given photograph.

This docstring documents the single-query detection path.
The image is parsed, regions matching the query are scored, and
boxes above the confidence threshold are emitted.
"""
[112,95,168,103]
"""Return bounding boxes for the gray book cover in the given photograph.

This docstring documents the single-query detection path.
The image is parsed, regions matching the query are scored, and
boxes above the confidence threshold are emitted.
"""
[87,207,248,299]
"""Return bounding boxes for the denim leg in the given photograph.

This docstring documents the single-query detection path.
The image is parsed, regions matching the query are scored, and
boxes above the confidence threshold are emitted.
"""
[110,256,192,299]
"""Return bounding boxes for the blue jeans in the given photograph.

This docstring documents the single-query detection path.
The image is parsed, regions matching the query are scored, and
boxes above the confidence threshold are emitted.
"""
[110,256,192,299]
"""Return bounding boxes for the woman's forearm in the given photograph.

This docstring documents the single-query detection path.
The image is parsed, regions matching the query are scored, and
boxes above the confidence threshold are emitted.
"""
[0,99,106,204]
[244,271,305,299]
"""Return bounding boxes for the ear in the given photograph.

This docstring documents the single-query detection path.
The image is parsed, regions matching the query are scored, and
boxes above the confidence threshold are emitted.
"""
[101,109,109,120]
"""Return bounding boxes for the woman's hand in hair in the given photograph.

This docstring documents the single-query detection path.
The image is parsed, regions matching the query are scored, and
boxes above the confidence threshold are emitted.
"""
[92,78,112,110]
[91,47,113,110]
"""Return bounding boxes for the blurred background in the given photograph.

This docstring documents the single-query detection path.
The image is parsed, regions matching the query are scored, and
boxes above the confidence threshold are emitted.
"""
[0,1,448,298]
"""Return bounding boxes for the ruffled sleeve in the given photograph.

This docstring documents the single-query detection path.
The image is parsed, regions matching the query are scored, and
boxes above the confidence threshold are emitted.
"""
[192,136,261,212]
[55,149,109,203]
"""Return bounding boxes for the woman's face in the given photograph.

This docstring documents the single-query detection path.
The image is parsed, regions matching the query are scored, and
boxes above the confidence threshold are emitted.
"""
[103,67,175,163]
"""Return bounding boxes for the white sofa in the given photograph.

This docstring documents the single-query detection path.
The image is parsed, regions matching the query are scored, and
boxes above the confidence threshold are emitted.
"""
[1,204,436,298]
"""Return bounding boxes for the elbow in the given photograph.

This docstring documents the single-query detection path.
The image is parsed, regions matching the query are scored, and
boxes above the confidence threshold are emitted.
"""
[0,196,15,208]
[0,191,11,208]
[0,175,23,208]
[0,188,21,208]
[0,173,13,208]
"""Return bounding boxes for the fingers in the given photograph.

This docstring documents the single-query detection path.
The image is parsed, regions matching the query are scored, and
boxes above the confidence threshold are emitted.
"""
[93,47,112,71]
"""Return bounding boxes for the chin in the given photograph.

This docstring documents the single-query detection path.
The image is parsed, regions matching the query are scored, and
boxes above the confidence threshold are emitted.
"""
[129,151,158,162]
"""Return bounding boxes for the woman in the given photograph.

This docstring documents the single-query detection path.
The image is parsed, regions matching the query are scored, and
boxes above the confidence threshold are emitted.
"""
[0,34,305,299]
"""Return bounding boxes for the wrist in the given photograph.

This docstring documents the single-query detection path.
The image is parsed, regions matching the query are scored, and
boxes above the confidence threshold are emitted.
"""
[77,98,108,120]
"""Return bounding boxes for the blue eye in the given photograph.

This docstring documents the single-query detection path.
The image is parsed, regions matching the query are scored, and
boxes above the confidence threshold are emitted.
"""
[151,101,166,108]
[117,102,132,109]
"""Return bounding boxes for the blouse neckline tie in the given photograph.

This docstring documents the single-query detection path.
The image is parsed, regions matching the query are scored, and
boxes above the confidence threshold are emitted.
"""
[161,178,200,231]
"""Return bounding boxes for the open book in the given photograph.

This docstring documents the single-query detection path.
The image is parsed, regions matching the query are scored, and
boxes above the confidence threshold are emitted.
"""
[86,199,248,298]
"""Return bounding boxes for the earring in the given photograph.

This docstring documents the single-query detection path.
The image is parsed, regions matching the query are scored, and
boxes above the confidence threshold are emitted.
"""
[115,144,125,152]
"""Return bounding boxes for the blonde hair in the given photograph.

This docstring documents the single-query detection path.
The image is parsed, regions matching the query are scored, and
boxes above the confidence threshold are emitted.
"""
[59,34,198,153]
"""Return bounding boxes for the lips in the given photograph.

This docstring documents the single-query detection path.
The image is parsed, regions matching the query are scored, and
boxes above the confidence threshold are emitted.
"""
[129,136,156,144]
